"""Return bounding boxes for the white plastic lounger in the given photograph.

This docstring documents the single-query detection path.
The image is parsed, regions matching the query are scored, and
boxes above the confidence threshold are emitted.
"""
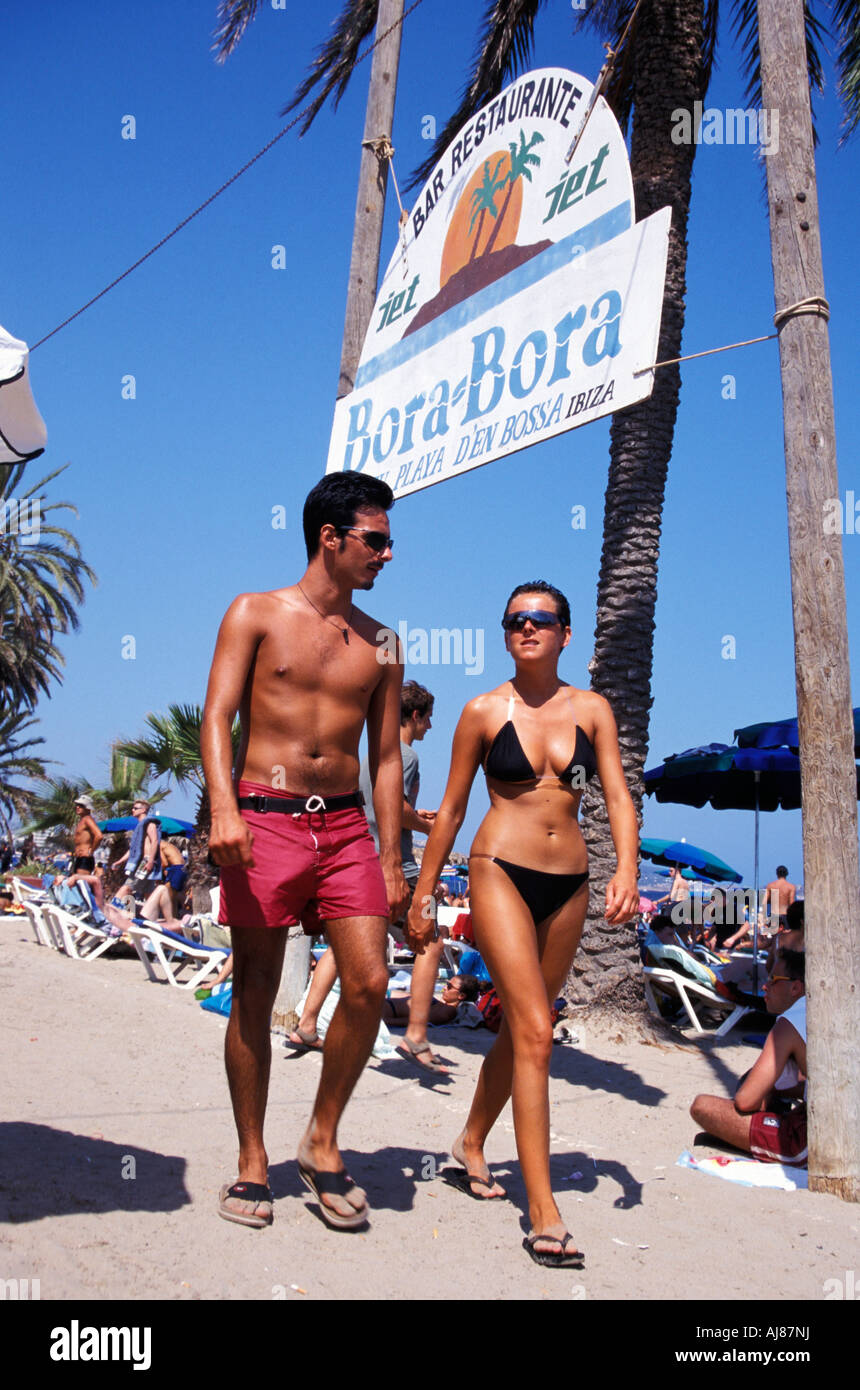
[127,922,229,991]
[41,904,119,962]
[643,965,755,1038]
[23,900,60,950]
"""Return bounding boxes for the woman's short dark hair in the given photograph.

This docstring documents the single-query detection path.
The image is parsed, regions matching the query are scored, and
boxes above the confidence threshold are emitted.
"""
[302,474,394,560]
[504,580,570,628]
[401,681,434,722]
[453,974,481,1002]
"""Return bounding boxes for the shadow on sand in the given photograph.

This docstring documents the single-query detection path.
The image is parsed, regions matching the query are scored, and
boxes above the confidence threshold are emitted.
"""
[0,1123,191,1223]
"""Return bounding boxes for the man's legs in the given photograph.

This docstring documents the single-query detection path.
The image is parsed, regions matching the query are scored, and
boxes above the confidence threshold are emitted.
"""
[223,925,288,1219]
[297,914,388,1219]
[400,936,447,1068]
[689,1094,754,1152]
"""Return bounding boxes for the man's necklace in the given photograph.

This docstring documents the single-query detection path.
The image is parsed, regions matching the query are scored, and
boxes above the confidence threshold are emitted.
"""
[297,584,353,643]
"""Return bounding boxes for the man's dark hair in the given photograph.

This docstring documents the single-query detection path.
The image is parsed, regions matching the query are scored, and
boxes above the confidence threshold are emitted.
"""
[302,474,394,560]
[453,974,481,1003]
[776,947,805,984]
[776,865,789,878]
[401,681,434,722]
[504,580,571,629]
[785,900,804,931]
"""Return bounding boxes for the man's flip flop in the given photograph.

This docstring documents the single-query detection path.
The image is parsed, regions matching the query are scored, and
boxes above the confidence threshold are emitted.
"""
[298,1162,369,1231]
[522,1232,585,1268]
[397,1036,449,1074]
[218,1181,274,1229]
[285,1027,324,1054]
[441,1165,508,1201]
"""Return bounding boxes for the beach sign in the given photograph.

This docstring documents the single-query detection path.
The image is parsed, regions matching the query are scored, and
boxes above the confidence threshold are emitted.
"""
[327,67,670,498]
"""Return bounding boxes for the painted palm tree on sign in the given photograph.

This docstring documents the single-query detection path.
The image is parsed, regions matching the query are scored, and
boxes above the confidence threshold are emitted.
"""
[482,127,543,256]
[468,154,508,258]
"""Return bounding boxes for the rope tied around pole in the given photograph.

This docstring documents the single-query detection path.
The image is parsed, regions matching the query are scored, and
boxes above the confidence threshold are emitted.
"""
[773,295,830,328]
[362,133,409,230]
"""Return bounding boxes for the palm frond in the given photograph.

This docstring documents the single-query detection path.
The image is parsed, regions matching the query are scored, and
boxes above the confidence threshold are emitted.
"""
[283,0,379,133]
[409,0,545,190]
[833,0,860,140]
[212,0,267,62]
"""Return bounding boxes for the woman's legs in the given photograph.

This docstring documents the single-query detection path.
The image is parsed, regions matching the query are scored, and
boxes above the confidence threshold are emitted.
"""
[456,858,588,1233]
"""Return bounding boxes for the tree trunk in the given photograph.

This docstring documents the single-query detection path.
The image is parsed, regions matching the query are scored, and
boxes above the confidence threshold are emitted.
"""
[187,782,217,914]
[571,0,704,1008]
[271,927,313,1034]
[337,0,404,398]
[757,0,860,1201]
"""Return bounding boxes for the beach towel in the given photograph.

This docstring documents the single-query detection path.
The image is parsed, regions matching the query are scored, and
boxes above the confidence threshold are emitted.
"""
[297,976,399,1060]
[676,1148,808,1190]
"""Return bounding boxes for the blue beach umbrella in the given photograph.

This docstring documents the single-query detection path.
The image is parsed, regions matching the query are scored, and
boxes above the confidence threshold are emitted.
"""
[735,708,860,757]
[640,835,741,883]
[98,815,195,836]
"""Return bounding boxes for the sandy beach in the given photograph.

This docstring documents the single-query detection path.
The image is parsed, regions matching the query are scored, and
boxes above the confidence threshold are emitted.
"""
[2,923,857,1308]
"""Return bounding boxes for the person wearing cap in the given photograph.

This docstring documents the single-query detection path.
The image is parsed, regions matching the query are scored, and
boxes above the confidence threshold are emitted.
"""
[72,795,103,873]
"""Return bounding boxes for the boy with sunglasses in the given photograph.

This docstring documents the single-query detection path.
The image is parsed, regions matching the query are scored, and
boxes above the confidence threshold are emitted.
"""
[690,948,807,1165]
[202,473,410,1231]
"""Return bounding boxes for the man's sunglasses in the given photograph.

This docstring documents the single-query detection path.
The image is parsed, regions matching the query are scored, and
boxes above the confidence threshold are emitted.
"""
[338,526,394,554]
[502,610,561,632]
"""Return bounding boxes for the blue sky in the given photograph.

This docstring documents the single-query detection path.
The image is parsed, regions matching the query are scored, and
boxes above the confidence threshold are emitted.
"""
[6,0,859,887]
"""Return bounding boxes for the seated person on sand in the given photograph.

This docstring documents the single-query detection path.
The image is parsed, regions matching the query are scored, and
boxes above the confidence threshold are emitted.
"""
[690,948,807,1165]
[383,973,482,1027]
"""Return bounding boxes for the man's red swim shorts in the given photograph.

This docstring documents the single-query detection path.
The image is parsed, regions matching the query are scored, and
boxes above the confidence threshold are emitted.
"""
[218,781,389,932]
[749,1108,808,1166]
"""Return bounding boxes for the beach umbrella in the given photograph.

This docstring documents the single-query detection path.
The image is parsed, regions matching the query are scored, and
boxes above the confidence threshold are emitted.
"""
[97,815,195,836]
[735,708,860,757]
[640,835,741,883]
[0,325,46,464]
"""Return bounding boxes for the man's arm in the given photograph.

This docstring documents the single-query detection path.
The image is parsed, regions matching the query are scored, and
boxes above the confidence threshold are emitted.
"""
[84,816,103,852]
[143,822,159,873]
[201,595,266,868]
[734,1018,802,1113]
[365,648,409,921]
[402,803,435,834]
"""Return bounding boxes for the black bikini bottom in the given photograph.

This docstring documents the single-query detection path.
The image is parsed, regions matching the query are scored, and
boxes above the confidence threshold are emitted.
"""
[492,858,589,924]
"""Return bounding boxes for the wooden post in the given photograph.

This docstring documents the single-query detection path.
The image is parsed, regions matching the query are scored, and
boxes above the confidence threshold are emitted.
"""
[758,0,860,1200]
[337,0,404,399]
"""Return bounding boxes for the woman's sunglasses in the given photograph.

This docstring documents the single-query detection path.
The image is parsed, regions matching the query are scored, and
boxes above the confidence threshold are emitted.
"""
[502,610,561,632]
[338,526,394,554]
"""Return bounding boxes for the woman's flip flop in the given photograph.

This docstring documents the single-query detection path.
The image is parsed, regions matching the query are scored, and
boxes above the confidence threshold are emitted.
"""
[441,1165,508,1200]
[522,1231,585,1268]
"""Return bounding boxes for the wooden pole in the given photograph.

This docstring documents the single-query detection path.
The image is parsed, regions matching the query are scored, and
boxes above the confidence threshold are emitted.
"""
[337,0,404,399]
[757,0,860,1200]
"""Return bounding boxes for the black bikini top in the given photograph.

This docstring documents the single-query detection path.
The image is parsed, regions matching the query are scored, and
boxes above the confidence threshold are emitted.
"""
[484,692,597,786]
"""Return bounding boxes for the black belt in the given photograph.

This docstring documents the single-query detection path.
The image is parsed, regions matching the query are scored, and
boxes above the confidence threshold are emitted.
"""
[237,791,365,815]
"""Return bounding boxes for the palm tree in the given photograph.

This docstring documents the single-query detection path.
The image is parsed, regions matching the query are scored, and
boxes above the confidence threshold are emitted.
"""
[0,709,49,847]
[214,0,860,1007]
[117,704,241,911]
[0,460,96,712]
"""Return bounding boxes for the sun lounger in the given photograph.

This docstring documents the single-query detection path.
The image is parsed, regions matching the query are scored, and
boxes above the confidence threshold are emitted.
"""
[643,964,759,1037]
[41,904,120,962]
[126,921,229,991]
[22,899,61,950]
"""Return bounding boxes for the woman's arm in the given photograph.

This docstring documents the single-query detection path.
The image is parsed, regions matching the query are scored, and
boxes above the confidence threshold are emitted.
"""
[405,699,486,952]
[590,694,640,925]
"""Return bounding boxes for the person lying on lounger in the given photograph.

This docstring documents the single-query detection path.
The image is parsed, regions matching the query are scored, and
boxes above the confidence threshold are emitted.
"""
[382,974,482,1030]
[690,948,807,1166]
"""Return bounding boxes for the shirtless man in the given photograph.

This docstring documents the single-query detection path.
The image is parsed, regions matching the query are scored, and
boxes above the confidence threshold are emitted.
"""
[202,473,408,1232]
[764,865,797,929]
[72,796,103,873]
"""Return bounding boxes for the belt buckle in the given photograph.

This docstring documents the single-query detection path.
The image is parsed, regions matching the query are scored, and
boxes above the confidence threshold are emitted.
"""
[304,794,326,814]
[252,795,268,814]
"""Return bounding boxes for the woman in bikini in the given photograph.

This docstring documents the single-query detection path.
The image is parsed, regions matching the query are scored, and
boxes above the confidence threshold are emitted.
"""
[406,581,638,1268]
